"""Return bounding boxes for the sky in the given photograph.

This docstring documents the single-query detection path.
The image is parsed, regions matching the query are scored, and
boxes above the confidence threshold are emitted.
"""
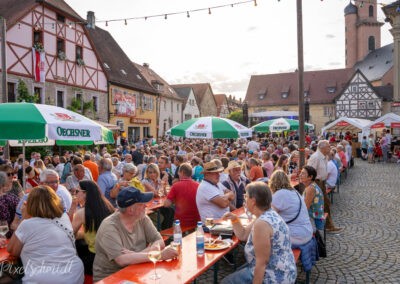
[65,0,395,100]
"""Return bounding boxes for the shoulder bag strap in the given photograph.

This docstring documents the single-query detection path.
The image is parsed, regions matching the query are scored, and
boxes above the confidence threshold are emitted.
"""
[286,191,302,224]
[52,218,76,249]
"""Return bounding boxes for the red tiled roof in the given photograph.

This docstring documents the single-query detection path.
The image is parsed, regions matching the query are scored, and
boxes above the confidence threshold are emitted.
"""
[244,68,354,107]
[170,83,217,107]
[133,63,183,101]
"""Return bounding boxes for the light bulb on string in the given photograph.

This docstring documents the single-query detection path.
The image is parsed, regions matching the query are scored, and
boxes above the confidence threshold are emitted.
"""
[254,0,257,6]
[187,11,190,18]
[105,21,108,26]
[164,14,167,20]
[231,4,234,7]
[359,1,364,8]
[69,22,72,28]
[145,16,147,20]
[208,8,211,15]
[124,19,127,25]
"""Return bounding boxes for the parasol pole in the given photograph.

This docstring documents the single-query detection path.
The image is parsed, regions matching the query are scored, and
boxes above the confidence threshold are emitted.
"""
[22,140,26,190]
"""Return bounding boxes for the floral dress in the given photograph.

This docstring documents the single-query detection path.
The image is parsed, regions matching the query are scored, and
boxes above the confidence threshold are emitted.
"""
[305,182,325,230]
[0,192,20,238]
[245,209,297,283]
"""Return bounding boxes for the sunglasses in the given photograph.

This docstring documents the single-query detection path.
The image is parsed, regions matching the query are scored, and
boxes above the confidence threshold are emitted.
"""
[71,189,85,195]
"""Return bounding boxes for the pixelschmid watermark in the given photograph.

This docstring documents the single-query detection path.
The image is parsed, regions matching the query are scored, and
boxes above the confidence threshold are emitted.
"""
[0,259,74,278]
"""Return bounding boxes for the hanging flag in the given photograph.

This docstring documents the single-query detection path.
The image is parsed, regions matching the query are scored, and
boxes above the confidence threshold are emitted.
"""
[32,48,45,83]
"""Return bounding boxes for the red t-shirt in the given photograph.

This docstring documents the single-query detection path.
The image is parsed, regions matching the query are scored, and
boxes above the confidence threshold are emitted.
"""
[167,178,200,227]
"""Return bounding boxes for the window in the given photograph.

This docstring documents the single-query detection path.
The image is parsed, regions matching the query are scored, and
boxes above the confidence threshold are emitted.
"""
[367,101,375,109]
[177,103,179,112]
[56,90,64,107]
[33,30,42,45]
[281,92,288,99]
[57,14,65,23]
[338,105,345,111]
[326,87,336,94]
[369,5,373,17]
[34,87,43,103]
[143,127,150,138]
[76,45,83,60]
[92,96,98,112]
[163,100,167,110]
[57,38,65,53]
[368,36,375,52]
[185,114,192,120]
[171,101,173,112]
[7,82,16,102]
[352,85,358,92]
[323,106,334,117]
[358,101,366,109]
[258,94,264,100]
[76,93,82,102]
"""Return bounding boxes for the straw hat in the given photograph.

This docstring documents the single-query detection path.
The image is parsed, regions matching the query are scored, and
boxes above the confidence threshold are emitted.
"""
[225,160,241,172]
[202,161,224,173]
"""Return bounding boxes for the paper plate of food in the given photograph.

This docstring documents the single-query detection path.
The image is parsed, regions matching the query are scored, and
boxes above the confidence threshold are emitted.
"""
[204,239,231,251]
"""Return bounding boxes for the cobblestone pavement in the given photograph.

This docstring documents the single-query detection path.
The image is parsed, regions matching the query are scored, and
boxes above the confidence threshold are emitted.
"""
[196,159,400,283]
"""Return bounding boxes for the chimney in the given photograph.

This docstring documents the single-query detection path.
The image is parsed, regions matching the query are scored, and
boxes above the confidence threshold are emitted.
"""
[87,11,95,29]
[143,63,150,68]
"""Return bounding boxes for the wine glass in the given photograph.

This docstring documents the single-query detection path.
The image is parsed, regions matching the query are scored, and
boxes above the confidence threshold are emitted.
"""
[0,220,9,248]
[148,243,162,280]
[205,217,214,241]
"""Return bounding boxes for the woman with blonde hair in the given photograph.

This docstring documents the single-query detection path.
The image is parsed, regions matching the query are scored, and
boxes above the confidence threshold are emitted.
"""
[142,163,164,197]
[8,185,84,283]
[269,170,313,247]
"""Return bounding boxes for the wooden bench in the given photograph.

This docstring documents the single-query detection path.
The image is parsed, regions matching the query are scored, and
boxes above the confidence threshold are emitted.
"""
[292,248,310,284]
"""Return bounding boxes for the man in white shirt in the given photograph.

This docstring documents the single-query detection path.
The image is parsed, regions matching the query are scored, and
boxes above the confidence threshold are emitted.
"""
[196,161,234,223]
[247,139,260,153]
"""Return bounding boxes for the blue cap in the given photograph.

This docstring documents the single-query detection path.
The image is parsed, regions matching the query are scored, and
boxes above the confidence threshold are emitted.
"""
[117,187,153,208]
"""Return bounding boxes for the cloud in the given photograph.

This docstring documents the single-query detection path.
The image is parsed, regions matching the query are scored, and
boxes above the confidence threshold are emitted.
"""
[247,26,257,32]
[325,34,335,39]
[328,61,341,66]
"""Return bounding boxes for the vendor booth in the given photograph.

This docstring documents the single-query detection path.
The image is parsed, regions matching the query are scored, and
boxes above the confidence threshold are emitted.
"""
[321,117,372,135]
[366,113,400,136]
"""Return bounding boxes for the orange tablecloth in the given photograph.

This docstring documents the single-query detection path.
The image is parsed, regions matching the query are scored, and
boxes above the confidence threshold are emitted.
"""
[146,197,167,211]
[96,232,239,284]
[0,246,10,263]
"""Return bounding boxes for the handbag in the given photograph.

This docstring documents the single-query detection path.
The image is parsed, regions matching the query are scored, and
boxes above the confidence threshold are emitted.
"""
[286,191,302,224]
[315,230,327,258]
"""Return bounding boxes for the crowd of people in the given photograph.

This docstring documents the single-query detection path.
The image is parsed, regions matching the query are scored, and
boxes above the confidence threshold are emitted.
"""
[0,133,362,283]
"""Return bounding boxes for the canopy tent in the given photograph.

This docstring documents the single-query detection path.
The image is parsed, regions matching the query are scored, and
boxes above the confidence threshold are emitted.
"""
[252,118,314,133]
[366,113,400,130]
[321,117,372,133]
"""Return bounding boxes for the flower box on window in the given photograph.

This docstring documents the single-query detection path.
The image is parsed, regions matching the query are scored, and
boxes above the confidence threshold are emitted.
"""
[76,58,85,66]
[33,42,44,53]
[58,51,67,61]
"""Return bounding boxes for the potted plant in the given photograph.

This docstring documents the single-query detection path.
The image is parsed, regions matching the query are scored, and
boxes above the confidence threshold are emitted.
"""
[33,42,45,53]
[76,58,85,66]
[58,51,67,61]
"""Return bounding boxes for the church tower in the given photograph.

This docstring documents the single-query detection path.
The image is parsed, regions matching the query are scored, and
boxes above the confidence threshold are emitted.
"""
[344,0,384,68]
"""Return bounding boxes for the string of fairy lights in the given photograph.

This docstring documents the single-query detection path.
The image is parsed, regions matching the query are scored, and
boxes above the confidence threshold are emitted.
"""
[24,0,400,30]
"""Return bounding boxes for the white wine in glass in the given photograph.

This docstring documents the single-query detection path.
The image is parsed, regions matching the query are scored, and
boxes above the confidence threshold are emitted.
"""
[0,221,8,237]
[148,244,161,280]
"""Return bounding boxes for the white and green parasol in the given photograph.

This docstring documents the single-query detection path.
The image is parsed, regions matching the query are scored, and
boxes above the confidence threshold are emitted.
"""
[252,117,313,133]
[168,116,252,139]
[0,103,114,145]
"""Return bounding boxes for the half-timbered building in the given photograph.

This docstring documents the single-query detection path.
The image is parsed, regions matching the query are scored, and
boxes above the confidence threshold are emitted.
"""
[335,70,393,120]
[0,0,108,121]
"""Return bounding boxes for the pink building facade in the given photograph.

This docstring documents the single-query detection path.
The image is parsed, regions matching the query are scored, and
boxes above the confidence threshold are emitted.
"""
[0,1,108,121]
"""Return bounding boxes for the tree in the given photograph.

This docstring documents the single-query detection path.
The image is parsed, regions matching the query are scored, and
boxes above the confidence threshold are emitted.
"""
[17,79,39,103]
[227,109,244,125]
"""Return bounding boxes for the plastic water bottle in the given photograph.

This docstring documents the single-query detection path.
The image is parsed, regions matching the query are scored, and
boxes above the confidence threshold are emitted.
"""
[173,220,182,246]
[196,221,205,256]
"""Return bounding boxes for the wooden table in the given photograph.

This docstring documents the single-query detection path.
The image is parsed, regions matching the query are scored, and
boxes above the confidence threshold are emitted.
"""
[96,232,239,284]
[146,197,167,230]
[0,246,10,263]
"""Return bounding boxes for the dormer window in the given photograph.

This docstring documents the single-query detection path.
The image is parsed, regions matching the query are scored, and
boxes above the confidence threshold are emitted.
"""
[57,14,65,23]
[103,62,110,69]
[258,94,265,100]
[136,74,142,80]
[326,87,336,94]
[281,92,288,99]
[121,69,127,76]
